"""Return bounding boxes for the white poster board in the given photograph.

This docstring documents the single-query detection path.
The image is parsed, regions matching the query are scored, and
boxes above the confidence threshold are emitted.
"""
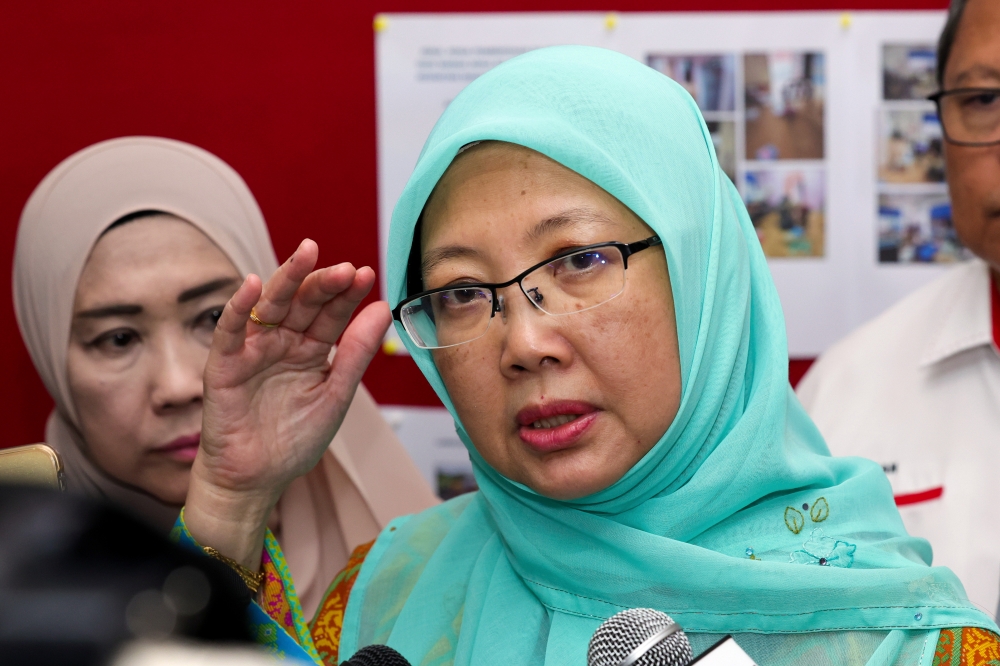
[375,11,952,494]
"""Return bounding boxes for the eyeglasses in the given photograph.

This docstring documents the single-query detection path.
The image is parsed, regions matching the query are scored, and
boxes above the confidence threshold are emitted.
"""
[928,88,1000,147]
[392,236,662,349]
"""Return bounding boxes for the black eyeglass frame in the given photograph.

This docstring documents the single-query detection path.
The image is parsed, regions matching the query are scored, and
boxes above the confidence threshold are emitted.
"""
[927,87,1000,147]
[391,235,663,324]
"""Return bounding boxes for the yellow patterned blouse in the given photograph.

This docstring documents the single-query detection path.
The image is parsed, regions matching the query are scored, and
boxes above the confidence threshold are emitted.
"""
[259,539,373,665]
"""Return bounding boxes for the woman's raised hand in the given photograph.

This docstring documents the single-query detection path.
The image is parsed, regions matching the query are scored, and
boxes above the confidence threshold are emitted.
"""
[185,239,392,567]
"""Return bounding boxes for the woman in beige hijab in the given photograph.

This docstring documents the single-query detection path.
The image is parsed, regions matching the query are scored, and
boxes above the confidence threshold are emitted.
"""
[13,136,437,616]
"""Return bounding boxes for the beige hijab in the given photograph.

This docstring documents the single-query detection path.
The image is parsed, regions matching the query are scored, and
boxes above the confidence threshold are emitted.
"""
[13,136,438,616]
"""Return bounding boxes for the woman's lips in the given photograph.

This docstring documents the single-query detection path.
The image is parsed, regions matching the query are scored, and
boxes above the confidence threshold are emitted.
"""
[516,401,599,453]
[153,434,201,462]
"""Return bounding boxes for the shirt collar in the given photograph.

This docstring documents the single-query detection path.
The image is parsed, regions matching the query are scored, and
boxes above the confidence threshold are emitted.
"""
[919,259,995,367]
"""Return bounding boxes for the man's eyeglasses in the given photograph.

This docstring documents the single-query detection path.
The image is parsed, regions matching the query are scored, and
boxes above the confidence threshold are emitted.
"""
[928,88,1000,147]
[392,236,662,349]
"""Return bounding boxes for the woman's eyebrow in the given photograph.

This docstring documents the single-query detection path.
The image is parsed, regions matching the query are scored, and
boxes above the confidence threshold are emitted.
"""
[526,208,615,242]
[953,63,1000,86]
[422,246,482,278]
[76,304,142,319]
[420,208,614,278]
[177,277,238,303]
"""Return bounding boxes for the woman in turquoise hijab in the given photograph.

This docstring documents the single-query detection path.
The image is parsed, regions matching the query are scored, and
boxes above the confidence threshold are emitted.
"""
[178,46,997,665]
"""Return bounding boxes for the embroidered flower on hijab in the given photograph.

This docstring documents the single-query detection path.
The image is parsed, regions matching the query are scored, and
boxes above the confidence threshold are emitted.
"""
[789,529,856,568]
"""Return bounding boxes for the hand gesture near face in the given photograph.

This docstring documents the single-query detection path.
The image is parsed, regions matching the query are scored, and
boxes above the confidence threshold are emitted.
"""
[185,239,391,566]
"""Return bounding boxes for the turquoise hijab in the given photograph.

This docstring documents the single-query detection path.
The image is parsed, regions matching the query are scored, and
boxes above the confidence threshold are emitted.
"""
[340,46,994,666]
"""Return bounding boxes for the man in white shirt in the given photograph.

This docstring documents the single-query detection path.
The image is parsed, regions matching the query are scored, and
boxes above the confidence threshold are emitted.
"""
[797,0,1000,616]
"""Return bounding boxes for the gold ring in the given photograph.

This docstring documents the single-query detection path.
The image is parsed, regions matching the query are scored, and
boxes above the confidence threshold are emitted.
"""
[249,308,281,328]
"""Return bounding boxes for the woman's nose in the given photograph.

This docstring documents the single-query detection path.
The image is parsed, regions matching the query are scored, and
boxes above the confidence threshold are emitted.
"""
[497,286,573,376]
[149,333,205,412]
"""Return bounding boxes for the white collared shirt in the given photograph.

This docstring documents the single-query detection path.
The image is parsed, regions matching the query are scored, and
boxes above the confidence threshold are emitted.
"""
[797,259,1000,617]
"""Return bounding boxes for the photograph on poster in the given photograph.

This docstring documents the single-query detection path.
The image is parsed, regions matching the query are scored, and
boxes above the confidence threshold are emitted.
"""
[878,192,969,263]
[743,166,825,257]
[707,120,737,181]
[744,52,825,161]
[646,54,736,112]
[883,44,938,100]
[878,108,945,183]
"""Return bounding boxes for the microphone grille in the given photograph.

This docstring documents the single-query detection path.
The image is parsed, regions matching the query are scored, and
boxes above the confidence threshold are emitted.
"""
[588,608,693,666]
[343,644,412,666]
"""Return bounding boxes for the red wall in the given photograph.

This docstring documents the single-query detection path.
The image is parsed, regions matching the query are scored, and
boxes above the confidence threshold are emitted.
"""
[0,1,942,446]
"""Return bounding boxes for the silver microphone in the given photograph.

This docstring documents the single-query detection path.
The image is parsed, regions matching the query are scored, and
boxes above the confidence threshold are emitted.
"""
[588,608,694,666]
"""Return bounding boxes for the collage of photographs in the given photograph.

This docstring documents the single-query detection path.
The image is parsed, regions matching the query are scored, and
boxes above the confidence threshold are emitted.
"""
[648,51,827,258]
[878,44,970,264]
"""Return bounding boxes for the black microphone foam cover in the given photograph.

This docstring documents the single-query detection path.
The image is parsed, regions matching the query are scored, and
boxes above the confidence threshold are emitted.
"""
[588,608,693,666]
[342,644,412,666]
